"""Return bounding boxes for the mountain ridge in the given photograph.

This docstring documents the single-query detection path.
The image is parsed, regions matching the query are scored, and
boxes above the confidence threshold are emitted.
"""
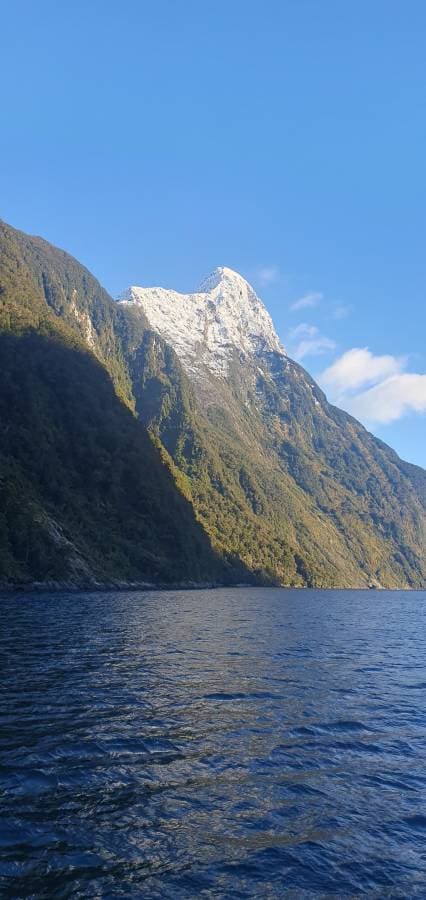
[0,219,424,589]
[116,261,425,588]
[0,220,248,588]
[118,265,284,378]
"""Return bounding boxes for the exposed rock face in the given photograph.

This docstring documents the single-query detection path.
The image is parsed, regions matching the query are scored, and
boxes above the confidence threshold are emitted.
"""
[118,266,284,377]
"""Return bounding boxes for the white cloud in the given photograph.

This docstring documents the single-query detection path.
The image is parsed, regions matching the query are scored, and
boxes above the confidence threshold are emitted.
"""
[347,374,426,424]
[290,291,322,311]
[320,347,425,425]
[256,265,280,286]
[288,323,336,360]
[321,348,405,394]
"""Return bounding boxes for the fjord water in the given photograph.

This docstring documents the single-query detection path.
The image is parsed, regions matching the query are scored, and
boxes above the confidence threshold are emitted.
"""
[1,589,426,898]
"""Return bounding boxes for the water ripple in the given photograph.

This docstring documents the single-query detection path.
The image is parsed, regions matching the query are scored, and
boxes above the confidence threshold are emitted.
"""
[1,587,426,897]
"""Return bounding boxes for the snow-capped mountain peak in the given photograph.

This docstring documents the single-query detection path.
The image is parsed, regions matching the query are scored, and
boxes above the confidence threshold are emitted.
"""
[198,265,252,293]
[118,267,285,376]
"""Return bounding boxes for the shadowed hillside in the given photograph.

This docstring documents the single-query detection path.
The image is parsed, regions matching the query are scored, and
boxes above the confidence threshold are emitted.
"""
[0,219,424,588]
[0,223,248,587]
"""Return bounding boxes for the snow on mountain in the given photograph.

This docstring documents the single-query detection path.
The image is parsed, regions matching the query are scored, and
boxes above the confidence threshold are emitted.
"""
[118,266,285,376]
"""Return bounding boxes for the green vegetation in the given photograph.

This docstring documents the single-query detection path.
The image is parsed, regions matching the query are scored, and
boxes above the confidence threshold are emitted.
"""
[0,219,424,589]
[132,339,425,587]
[0,222,239,586]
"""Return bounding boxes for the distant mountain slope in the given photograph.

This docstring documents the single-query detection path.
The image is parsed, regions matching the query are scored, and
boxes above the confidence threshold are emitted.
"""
[118,268,425,588]
[0,220,424,588]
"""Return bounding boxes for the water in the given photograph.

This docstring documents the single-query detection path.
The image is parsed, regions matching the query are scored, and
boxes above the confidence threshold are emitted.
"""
[1,588,426,898]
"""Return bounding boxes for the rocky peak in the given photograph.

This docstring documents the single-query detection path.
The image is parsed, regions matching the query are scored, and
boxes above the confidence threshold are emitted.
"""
[198,265,253,293]
[118,267,285,376]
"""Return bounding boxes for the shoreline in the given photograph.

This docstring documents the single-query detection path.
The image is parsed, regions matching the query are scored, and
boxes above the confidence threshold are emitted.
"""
[0,581,423,595]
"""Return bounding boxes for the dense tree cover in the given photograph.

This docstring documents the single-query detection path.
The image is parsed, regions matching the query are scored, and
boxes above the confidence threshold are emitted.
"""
[0,223,242,586]
[0,219,424,588]
[128,320,426,589]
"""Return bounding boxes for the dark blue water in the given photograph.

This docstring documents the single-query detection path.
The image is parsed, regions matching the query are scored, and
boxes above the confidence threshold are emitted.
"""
[1,588,426,898]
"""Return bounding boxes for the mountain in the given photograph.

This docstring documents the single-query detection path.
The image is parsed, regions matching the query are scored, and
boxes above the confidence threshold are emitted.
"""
[0,221,244,588]
[0,219,424,588]
[117,267,426,589]
[119,266,284,377]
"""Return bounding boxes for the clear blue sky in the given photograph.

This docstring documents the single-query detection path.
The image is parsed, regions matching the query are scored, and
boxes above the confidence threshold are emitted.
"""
[1,0,425,467]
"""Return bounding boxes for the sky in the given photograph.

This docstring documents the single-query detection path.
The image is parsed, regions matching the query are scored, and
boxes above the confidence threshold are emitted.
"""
[1,0,425,467]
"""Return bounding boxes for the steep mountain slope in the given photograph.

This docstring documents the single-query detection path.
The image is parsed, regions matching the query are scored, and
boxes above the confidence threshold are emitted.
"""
[118,268,426,588]
[119,266,284,377]
[0,221,240,587]
[1,220,424,588]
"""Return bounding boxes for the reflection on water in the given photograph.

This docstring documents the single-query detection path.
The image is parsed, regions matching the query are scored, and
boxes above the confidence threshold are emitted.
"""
[1,587,426,897]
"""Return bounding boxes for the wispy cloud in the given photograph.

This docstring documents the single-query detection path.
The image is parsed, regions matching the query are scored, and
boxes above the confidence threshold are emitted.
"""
[320,347,426,424]
[331,302,352,320]
[288,323,336,360]
[290,291,322,311]
[256,265,280,286]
